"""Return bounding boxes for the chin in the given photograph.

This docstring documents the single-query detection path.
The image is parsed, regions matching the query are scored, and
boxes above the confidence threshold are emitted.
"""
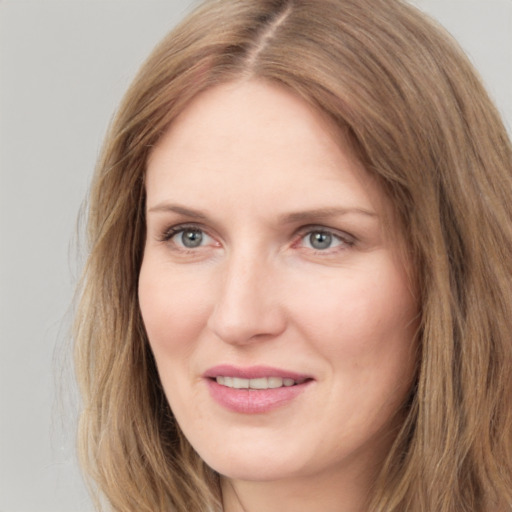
[198,444,307,482]
[213,461,300,483]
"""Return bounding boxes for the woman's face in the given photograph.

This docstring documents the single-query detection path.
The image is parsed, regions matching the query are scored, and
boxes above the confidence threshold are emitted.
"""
[139,80,418,485]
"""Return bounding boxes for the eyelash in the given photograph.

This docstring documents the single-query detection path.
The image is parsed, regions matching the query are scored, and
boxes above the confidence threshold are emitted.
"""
[159,223,214,250]
[158,223,356,254]
[294,226,355,252]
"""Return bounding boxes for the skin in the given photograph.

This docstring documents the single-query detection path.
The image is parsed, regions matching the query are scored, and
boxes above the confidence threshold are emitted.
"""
[139,80,418,512]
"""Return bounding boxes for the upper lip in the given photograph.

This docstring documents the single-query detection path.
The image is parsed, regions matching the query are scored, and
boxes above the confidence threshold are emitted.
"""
[203,364,312,381]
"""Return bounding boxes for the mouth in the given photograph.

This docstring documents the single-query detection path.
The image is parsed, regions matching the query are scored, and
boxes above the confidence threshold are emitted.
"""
[203,365,313,414]
[214,376,308,389]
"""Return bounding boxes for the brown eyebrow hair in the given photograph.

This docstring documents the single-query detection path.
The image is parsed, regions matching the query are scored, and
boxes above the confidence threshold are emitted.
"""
[147,204,208,219]
[280,207,378,224]
[146,203,378,223]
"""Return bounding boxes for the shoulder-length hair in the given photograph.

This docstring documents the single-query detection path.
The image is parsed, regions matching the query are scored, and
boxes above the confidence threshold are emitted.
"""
[74,0,512,510]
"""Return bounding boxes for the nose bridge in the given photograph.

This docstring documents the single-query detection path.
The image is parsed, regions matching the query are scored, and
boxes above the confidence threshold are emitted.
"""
[207,245,285,344]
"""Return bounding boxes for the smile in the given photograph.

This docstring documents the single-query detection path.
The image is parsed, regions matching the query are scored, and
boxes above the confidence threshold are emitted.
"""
[215,376,301,389]
[204,366,313,414]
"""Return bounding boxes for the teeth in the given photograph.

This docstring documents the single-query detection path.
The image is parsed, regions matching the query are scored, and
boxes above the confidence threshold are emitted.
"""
[233,377,249,389]
[215,376,298,389]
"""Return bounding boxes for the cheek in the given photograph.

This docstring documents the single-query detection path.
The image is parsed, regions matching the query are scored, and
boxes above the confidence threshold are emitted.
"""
[291,257,417,374]
[300,263,417,437]
[138,258,211,360]
[138,258,216,423]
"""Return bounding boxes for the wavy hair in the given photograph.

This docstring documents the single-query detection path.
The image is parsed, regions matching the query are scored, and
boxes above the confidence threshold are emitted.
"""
[74,0,512,510]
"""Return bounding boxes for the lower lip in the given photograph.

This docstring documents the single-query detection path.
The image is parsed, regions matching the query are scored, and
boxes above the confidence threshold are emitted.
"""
[205,379,311,414]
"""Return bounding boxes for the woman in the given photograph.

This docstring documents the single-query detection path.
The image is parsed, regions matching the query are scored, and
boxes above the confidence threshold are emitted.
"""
[74,0,512,511]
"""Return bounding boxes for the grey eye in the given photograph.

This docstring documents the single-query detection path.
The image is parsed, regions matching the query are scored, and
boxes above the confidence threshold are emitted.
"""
[308,231,332,250]
[181,229,204,248]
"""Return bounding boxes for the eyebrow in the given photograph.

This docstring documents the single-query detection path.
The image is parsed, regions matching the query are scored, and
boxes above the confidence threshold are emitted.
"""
[147,203,377,222]
[279,207,378,224]
[147,204,208,219]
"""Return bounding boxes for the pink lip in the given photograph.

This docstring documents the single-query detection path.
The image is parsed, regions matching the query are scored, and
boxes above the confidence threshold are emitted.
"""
[203,364,310,381]
[203,365,313,414]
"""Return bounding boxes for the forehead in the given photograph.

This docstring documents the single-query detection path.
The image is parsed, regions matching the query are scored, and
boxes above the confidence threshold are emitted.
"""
[149,80,343,165]
[146,79,383,212]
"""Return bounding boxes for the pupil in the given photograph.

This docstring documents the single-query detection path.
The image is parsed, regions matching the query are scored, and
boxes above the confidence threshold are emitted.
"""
[310,231,332,250]
[182,229,203,248]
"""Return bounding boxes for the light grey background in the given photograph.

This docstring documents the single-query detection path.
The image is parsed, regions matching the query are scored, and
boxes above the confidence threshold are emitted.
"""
[0,1,510,511]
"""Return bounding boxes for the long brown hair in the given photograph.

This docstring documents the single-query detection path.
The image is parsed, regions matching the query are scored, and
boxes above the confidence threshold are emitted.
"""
[74,1,512,510]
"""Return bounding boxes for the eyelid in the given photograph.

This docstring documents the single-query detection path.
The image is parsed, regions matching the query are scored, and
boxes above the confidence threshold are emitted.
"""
[295,224,356,242]
[158,222,217,246]
[156,222,356,254]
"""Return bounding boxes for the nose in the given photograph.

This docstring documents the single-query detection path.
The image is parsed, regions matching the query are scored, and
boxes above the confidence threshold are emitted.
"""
[207,251,286,345]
